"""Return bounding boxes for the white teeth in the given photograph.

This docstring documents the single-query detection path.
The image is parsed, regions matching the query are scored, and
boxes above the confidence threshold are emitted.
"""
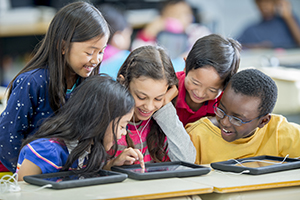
[223,128,230,133]
[140,109,150,114]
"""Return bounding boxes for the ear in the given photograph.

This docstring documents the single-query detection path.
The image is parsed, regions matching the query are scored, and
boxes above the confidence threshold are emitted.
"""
[257,114,271,128]
[118,74,125,85]
[61,40,66,55]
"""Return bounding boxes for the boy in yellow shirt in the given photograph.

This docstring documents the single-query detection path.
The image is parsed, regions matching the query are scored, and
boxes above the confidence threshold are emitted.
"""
[187,68,300,164]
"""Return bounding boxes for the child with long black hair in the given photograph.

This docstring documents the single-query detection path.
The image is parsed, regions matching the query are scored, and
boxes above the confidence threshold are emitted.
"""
[0,1,110,172]
[17,75,143,181]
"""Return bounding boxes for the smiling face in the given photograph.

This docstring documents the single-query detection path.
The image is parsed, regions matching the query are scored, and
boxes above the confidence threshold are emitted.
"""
[103,109,134,151]
[66,35,108,79]
[129,76,169,122]
[216,85,264,142]
[184,66,223,109]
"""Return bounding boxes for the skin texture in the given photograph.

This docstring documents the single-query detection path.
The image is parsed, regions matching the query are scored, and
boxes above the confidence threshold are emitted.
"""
[213,83,271,142]
[128,76,169,122]
[184,66,223,111]
[103,110,134,151]
[65,36,108,89]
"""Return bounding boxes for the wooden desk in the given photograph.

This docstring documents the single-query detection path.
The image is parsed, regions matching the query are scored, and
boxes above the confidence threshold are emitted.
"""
[184,168,300,200]
[0,177,213,200]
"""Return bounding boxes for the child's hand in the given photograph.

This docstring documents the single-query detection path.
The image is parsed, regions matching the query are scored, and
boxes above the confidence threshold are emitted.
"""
[112,147,145,169]
[163,85,178,106]
[277,0,292,20]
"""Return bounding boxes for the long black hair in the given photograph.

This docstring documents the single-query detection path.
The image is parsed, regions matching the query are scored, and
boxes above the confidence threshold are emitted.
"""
[21,74,135,172]
[7,1,109,112]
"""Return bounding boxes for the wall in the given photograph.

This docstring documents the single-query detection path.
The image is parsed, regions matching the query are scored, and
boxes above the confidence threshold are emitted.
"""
[188,0,300,38]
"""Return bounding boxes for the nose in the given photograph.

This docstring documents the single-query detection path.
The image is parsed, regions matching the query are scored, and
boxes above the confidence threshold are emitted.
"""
[122,129,127,136]
[90,53,103,65]
[144,100,155,111]
[220,115,231,127]
[195,88,206,98]
[118,129,127,139]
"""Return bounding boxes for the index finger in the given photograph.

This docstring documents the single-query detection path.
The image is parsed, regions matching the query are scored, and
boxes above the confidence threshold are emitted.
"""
[134,149,145,169]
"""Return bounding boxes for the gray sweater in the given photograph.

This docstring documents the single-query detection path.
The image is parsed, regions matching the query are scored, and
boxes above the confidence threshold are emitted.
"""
[153,102,196,163]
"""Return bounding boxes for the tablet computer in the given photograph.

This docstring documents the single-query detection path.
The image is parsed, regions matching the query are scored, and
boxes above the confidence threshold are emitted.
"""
[23,170,128,189]
[111,161,211,180]
[210,155,300,175]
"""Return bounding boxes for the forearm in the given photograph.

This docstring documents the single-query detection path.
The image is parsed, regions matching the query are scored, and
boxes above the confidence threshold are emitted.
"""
[283,15,300,46]
[153,102,196,163]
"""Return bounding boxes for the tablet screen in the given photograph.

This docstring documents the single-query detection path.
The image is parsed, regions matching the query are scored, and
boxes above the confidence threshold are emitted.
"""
[127,164,193,173]
[232,159,288,168]
[42,171,111,183]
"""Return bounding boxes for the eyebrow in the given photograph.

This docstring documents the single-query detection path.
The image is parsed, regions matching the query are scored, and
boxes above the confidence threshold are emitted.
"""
[219,101,245,119]
[88,45,107,51]
[136,90,166,98]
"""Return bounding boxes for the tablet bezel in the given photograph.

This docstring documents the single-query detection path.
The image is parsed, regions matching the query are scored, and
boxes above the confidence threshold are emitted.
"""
[23,170,128,189]
[111,161,211,180]
[210,155,300,175]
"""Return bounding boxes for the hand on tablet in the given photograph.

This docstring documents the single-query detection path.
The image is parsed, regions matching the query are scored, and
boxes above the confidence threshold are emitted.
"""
[105,147,145,170]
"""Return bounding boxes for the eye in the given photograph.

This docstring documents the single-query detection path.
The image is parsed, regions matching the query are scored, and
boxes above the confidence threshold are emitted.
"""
[155,98,163,101]
[193,81,199,86]
[137,95,146,100]
[86,52,93,56]
[209,89,218,93]
[231,116,243,124]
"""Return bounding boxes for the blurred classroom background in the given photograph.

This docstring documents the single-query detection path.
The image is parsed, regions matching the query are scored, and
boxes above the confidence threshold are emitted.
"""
[1,0,300,123]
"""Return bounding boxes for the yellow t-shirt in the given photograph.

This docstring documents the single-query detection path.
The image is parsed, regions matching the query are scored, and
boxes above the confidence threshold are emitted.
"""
[186,114,300,164]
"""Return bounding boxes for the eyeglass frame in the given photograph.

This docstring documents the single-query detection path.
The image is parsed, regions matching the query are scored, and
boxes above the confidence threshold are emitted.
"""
[213,102,267,126]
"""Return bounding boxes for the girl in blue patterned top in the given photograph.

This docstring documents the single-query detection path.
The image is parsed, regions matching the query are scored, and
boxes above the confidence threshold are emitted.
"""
[17,75,143,181]
[0,1,109,172]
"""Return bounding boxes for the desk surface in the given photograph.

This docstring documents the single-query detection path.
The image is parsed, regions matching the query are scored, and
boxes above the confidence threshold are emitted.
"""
[1,167,300,200]
[184,167,300,193]
[0,177,213,200]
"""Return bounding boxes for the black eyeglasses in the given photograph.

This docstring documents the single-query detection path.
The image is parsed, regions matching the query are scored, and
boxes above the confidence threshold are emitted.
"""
[213,102,265,126]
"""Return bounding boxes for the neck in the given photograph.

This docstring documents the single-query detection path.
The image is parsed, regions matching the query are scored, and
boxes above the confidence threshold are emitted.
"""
[185,92,203,112]
[66,72,78,89]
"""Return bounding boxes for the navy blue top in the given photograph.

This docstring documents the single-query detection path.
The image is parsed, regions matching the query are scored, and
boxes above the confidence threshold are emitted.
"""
[0,68,73,172]
[237,16,300,49]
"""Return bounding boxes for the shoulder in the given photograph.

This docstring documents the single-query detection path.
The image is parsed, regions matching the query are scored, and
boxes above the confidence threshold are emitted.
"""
[186,117,211,134]
[269,114,300,131]
[24,138,66,153]
[13,68,49,87]
[20,138,68,173]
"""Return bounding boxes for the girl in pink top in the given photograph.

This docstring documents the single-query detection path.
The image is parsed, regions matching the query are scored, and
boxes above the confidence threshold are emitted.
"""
[109,45,196,164]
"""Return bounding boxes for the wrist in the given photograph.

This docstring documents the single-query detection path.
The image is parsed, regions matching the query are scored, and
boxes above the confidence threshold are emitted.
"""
[103,158,115,170]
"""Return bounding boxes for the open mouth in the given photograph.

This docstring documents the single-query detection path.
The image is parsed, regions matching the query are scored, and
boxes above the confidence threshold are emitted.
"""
[138,108,152,117]
[221,128,233,136]
[84,65,95,72]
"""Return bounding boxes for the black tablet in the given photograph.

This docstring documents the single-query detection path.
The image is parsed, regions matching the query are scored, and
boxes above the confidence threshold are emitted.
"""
[23,170,128,189]
[111,161,211,180]
[210,155,300,175]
